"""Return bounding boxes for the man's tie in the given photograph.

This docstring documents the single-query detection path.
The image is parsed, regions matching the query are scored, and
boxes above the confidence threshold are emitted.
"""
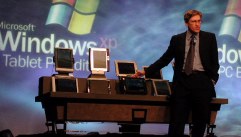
[184,35,195,75]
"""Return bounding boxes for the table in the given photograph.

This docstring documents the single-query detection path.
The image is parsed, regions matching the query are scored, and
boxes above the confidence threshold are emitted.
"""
[36,76,228,136]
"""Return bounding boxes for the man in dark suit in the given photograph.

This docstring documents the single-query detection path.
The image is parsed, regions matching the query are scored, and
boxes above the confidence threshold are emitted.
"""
[133,10,219,137]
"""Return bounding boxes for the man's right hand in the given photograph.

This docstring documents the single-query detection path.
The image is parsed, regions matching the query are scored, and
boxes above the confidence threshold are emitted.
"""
[131,70,145,78]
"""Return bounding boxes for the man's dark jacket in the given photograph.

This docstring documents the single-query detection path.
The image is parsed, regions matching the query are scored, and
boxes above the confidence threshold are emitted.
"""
[145,30,220,84]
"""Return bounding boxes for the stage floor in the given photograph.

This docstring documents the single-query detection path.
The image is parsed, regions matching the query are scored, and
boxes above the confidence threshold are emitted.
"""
[16,132,190,137]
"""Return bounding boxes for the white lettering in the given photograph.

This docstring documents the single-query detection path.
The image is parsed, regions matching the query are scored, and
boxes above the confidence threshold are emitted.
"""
[0,31,98,56]
[74,59,89,71]
[0,31,21,51]
[0,21,36,31]
[237,67,241,78]
[45,57,54,69]
[3,54,42,68]
[219,66,233,78]
[218,44,241,64]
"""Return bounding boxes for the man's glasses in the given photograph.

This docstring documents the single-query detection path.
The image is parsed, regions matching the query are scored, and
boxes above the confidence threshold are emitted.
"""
[189,20,202,24]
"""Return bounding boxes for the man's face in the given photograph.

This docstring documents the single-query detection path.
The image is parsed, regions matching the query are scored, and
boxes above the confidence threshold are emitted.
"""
[185,15,201,33]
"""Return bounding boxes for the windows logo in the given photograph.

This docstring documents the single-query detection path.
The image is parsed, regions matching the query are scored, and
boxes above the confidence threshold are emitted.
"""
[219,0,241,42]
[46,0,100,35]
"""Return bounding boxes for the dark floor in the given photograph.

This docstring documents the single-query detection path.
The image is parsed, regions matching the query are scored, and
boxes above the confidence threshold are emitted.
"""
[16,132,190,137]
[16,132,192,137]
[0,129,190,137]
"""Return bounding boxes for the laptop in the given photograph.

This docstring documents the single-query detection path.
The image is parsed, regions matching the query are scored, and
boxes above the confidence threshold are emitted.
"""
[123,77,147,95]
[115,60,137,77]
[152,79,171,96]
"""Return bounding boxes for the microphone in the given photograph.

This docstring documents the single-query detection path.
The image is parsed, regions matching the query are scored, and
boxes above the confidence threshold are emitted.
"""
[194,39,197,45]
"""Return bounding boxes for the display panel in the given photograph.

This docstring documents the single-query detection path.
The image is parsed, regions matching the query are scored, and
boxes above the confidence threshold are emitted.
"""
[89,48,110,74]
[52,75,79,93]
[152,79,171,96]
[54,48,74,74]
[123,77,147,95]
[115,60,137,77]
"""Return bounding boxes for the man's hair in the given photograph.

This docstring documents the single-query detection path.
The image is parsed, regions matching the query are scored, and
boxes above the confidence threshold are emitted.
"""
[184,10,202,23]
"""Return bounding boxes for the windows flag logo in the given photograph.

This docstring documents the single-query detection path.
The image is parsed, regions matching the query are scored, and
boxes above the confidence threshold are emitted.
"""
[219,0,241,42]
[46,0,100,35]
